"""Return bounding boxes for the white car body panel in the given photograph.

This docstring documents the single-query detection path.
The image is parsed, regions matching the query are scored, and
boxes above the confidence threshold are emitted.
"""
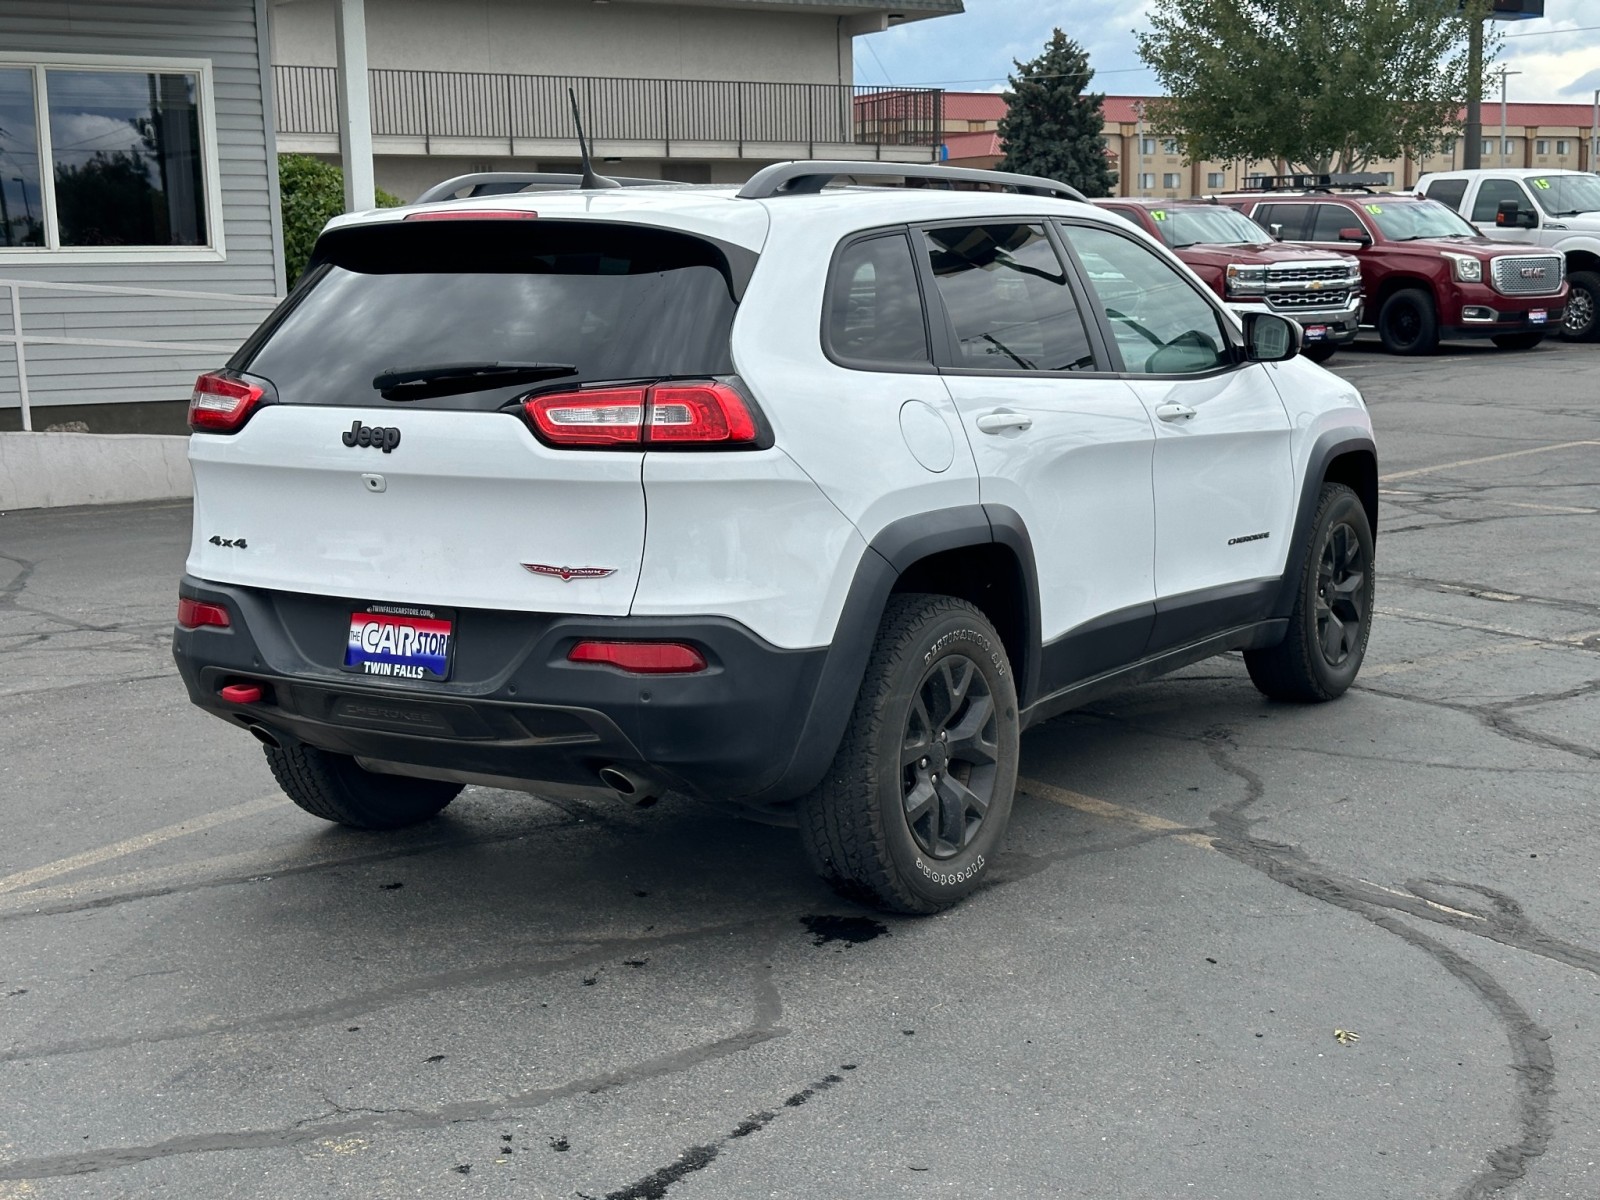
[940,374,1157,641]
[1416,169,1600,256]
[632,448,866,649]
[187,406,645,615]
[1125,365,1296,597]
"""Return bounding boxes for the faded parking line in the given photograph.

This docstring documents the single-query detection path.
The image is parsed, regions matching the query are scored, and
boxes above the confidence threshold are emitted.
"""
[0,796,286,895]
[1019,777,1216,851]
[1381,439,1600,483]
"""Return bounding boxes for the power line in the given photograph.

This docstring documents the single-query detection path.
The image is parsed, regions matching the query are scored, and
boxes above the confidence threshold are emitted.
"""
[863,39,895,86]
[889,66,1152,87]
[1502,22,1600,37]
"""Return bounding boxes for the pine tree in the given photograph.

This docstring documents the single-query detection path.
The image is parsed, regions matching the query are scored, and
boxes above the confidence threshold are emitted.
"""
[998,30,1117,198]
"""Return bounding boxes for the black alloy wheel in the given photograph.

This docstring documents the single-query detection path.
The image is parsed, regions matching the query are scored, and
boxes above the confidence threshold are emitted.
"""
[1377,288,1439,355]
[901,655,1000,859]
[1561,270,1600,341]
[1314,519,1367,669]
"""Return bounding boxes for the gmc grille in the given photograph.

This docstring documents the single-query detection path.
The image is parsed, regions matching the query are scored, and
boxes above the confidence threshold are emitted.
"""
[1491,255,1563,296]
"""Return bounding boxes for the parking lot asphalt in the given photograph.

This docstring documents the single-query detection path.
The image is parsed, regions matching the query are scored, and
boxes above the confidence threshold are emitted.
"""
[1,333,1597,1199]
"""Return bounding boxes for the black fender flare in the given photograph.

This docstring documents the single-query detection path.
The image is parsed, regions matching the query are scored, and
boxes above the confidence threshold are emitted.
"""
[748,504,1042,807]
[1272,432,1378,619]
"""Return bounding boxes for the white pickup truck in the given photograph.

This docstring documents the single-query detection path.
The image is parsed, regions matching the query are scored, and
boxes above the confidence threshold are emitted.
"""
[1414,168,1600,341]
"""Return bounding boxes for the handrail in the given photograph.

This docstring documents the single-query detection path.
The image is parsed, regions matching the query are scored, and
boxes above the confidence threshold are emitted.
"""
[1,278,283,433]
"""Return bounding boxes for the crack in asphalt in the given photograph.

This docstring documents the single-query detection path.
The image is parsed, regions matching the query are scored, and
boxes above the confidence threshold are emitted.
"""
[0,929,790,1182]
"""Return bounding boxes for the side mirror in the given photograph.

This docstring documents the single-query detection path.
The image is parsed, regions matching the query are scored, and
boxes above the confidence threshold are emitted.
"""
[1338,227,1372,244]
[1496,199,1537,229]
[1242,312,1301,363]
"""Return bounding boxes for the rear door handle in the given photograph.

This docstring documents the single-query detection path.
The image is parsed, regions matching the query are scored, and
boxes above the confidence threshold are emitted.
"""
[976,411,1033,434]
[1156,403,1196,422]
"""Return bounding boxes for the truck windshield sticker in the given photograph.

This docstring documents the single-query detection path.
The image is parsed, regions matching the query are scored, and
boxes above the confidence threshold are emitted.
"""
[1533,178,1552,190]
[1365,204,1384,215]
[1151,210,1167,221]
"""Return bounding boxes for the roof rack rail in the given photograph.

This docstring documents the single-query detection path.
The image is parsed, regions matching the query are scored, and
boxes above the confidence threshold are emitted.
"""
[735,160,1088,203]
[413,172,672,205]
[1241,172,1391,194]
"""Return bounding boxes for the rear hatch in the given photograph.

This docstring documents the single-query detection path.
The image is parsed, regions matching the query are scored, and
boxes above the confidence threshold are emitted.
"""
[187,214,753,617]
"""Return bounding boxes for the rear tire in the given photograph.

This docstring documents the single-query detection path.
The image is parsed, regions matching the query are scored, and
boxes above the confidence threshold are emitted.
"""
[265,743,461,829]
[1491,331,1545,351]
[1245,483,1374,703]
[1561,270,1600,342]
[798,595,1019,915]
[1302,343,1338,364]
[1377,288,1439,355]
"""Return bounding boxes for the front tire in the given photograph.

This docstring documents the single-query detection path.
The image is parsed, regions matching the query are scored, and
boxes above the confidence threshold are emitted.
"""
[798,595,1019,914]
[1491,331,1545,351]
[265,742,461,829]
[1302,343,1338,364]
[1561,270,1600,342]
[1377,288,1439,355]
[1245,483,1374,703]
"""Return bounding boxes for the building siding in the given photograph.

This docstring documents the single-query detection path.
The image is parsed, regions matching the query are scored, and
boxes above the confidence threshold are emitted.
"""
[0,0,282,421]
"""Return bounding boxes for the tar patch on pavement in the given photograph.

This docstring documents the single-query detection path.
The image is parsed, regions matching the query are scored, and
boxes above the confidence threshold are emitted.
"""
[801,914,889,947]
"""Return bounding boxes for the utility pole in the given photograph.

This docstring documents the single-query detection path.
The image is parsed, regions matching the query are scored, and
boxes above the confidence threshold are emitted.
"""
[1464,7,1483,169]
[1134,100,1145,197]
[1497,67,1522,167]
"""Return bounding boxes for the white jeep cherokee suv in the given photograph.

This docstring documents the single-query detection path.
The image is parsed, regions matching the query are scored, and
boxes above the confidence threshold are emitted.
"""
[173,162,1378,914]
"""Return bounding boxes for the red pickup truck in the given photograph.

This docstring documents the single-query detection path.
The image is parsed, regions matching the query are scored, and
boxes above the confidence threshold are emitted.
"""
[1220,189,1567,355]
[1093,198,1363,362]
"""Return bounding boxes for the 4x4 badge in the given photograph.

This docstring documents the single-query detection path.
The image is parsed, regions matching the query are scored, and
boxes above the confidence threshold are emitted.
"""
[522,563,617,581]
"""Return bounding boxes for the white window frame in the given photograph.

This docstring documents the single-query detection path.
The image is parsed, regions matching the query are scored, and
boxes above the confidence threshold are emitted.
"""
[0,52,225,264]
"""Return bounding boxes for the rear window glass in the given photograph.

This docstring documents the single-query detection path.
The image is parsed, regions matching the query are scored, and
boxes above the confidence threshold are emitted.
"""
[239,220,746,408]
[1424,178,1468,212]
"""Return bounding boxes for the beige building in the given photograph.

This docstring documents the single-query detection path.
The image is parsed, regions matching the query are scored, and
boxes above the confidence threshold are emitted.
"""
[269,0,961,199]
[942,92,1600,197]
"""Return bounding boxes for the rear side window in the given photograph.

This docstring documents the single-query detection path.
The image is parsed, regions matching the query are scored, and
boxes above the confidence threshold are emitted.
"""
[921,223,1096,372]
[239,220,746,408]
[825,233,930,368]
[1424,178,1468,211]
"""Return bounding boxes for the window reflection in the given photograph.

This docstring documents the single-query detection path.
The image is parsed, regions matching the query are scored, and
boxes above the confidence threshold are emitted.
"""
[47,69,206,247]
[0,69,44,247]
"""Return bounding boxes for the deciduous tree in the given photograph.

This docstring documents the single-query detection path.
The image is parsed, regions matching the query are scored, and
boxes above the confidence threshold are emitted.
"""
[999,30,1117,197]
[1135,0,1497,175]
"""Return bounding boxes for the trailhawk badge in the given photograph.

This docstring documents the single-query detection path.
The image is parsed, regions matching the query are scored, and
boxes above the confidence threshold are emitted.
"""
[522,563,618,581]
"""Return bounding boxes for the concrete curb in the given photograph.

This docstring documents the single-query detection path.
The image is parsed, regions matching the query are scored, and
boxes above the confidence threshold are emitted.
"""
[0,432,192,511]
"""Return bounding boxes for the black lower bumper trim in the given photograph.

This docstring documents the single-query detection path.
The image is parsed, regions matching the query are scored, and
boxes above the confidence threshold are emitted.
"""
[173,577,830,803]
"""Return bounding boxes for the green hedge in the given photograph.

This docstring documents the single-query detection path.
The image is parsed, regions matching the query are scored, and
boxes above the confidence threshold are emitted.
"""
[278,154,402,287]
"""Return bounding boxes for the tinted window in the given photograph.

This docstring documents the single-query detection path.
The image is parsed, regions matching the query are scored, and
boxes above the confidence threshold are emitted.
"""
[922,224,1095,372]
[1309,204,1359,242]
[1059,223,1230,376]
[1424,178,1468,211]
[1255,204,1309,240]
[243,221,743,409]
[827,233,929,367]
[0,69,43,247]
[1471,179,1535,223]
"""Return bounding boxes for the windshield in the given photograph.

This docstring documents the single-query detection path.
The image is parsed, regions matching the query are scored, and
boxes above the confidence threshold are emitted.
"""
[1365,199,1480,241]
[239,220,747,410]
[1154,206,1272,247]
[1528,173,1600,217]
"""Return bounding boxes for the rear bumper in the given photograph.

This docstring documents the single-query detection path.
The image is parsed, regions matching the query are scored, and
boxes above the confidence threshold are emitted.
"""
[172,576,833,806]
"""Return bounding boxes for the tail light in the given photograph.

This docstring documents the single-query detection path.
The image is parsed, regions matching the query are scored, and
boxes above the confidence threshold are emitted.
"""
[178,596,231,630]
[567,640,708,674]
[523,381,764,449]
[189,372,266,434]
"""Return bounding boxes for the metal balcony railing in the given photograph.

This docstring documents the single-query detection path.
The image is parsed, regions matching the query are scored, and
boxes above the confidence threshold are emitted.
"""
[273,66,944,152]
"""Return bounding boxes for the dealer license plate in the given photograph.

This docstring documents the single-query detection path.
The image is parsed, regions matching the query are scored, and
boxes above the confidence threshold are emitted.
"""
[1303,324,1329,342]
[343,604,454,682]
[1530,309,1548,324]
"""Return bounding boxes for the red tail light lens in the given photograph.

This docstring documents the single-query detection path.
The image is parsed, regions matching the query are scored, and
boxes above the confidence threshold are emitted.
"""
[522,382,761,449]
[567,640,708,674]
[178,596,231,630]
[189,372,265,433]
[526,387,648,445]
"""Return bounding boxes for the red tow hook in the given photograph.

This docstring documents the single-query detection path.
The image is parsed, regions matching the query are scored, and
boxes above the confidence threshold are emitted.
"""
[219,683,264,704]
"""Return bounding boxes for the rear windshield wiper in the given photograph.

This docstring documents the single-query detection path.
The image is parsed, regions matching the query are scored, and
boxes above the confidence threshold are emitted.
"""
[373,361,578,399]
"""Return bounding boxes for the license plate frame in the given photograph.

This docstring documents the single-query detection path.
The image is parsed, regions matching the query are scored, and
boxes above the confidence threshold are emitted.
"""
[342,603,455,683]
[1529,309,1548,325]
[1302,324,1329,342]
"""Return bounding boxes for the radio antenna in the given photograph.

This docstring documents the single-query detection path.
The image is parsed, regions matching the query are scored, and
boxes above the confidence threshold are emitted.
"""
[568,88,620,190]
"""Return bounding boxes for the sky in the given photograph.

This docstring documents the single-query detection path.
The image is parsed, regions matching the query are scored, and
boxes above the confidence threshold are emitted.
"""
[856,0,1600,105]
